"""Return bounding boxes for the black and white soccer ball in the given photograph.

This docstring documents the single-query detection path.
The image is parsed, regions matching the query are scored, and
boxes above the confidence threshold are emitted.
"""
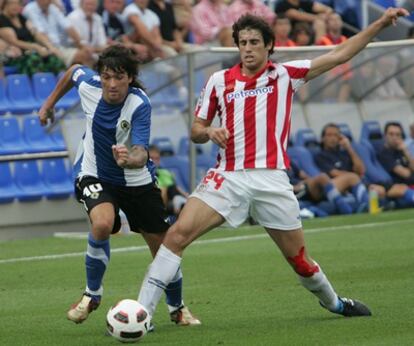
[106,299,150,343]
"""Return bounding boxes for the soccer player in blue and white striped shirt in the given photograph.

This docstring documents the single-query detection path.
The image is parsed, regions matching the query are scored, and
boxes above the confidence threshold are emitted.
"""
[39,45,200,326]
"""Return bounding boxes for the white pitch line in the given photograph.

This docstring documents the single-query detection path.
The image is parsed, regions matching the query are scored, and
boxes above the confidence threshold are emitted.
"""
[0,218,412,265]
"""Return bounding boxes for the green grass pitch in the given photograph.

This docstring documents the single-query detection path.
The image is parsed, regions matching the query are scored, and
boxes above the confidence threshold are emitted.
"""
[0,210,414,345]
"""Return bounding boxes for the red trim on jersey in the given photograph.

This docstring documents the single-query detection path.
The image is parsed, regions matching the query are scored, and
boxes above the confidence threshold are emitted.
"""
[206,86,217,121]
[243,80,257,168]
[284,65,309,79]
[281,83,293,168]
[266,77,278,168]
[224,70,235,171]
[233,61,276,82]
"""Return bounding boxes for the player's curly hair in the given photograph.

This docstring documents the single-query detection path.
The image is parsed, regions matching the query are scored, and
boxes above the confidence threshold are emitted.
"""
[96,45,145,90]
[232,14,275,56]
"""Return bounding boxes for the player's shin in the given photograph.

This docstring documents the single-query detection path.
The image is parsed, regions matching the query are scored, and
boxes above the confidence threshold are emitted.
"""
[288,247,339,311]
[85,233,110,301]
[138,244,182,317]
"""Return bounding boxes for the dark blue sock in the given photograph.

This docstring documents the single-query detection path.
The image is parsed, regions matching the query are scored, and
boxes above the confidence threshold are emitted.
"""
[85,233,110,301]
[324,183,353,215]
[165,277,183,309]
[403,189,414,205]
[352,183,369,204]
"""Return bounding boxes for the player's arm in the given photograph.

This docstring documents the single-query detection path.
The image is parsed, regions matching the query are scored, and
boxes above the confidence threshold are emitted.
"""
[339,135,365,176]
[191,117,230,149]
[305,7,409,82]
[39,64,80,126]
[112,144,148,169]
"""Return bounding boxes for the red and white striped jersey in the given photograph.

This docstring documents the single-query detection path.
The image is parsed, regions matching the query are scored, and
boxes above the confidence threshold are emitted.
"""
[195,59,311,171]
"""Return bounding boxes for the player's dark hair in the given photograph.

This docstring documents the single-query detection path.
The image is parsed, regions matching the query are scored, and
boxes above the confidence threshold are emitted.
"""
[232,14,275,56]
[384,121,403,135]
[96,45,145,90]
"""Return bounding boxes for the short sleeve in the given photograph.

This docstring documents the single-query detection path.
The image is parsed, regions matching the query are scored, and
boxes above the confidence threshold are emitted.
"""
[377,148,398,173]
[282,60,311,92]
[71,66,97,89]
[194,74,218,121]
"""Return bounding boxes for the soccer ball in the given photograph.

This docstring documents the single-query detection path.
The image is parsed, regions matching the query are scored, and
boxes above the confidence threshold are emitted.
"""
[106,299,150,343]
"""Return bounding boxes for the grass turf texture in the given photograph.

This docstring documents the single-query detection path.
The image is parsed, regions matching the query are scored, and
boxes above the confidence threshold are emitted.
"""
[0,210,413,345]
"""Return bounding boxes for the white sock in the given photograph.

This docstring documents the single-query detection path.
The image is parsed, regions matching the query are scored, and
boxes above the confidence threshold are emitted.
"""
[138,244,182,317]
[298,264,339,311]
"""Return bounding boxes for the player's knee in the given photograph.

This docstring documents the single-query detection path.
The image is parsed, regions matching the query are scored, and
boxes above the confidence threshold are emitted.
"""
[92,218,114,235]
[165,222,191,252]
[287,246,319,277]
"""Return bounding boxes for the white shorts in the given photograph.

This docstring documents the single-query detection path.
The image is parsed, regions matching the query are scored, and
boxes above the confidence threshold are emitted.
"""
[190,169,302,230]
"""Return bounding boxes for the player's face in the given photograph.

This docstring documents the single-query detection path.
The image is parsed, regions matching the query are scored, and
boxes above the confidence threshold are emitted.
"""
[100,68,132,104]
[322,127,340,149]
[385,126,403,149]
[238,29,271,77]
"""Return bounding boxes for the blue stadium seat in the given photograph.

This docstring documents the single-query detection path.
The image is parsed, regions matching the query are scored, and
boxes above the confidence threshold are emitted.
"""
[41,159,73,199]
[152,136,175,156]
[0,117,29,154]
[22,115,60,152]
[360,120,384,152]
[6,74,40,114]
[49,126,67,151]
[56,72,80,110]
[287,146,321,177]
[357,140,392,185]
[294,128,320,154]
[0,79,11,115]
[0,162,20,203]
[178,136,204,155]
[32,72,57,104]
[14,160,48,201]
[160,155,189,191]
[337,123,354,141]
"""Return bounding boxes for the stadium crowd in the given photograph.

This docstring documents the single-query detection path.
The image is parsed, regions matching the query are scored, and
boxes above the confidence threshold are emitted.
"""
[0,0,392,77]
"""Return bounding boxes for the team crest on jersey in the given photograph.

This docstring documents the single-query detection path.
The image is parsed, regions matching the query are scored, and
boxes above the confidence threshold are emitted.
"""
[120,120,130,131]
[226,86,274,102]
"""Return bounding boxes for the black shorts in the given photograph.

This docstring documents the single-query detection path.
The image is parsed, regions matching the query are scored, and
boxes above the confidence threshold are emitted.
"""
[75,176,170,234]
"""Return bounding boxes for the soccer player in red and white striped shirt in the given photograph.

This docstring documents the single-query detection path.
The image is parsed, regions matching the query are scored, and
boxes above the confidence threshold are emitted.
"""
[138,9,409,322]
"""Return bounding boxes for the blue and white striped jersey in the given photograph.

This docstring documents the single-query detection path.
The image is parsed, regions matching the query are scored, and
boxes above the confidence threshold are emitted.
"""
[71,66,155,186]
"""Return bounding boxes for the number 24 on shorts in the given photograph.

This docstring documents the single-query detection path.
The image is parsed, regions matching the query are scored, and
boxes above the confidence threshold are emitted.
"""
[202,171,225,190]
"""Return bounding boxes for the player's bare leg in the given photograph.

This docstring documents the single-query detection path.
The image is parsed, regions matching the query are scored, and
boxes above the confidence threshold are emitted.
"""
[68,203,115,323]
[266,227,371,317]
[138,197,225,318]
[141,231,201,326]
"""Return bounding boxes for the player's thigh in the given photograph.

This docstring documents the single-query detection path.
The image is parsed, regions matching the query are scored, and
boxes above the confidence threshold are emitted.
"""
[119,184,170,234]
[164,197,225,253]
[76,176,117,238]
[250,170,302,230]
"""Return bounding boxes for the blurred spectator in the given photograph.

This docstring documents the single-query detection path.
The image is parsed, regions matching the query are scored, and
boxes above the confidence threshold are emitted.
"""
[405,122,414,157]
[123,0,165,60]
[67,0,108,56]
[171,0,192,41]
[149,145,188,217]
[314,123,373,212]
[377,122,414,207]
[287,160,353,215]
[23,0,95,67]
[227,0,276,26]
[275,0,334,42]
[148,0,200,55]
[351,58,406,100]
[316,13,351,102]
[291,22,314,46]
[100,0,151,61]
[190,0,233,47]
[0,0,66,75]
[273,14,296,47]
